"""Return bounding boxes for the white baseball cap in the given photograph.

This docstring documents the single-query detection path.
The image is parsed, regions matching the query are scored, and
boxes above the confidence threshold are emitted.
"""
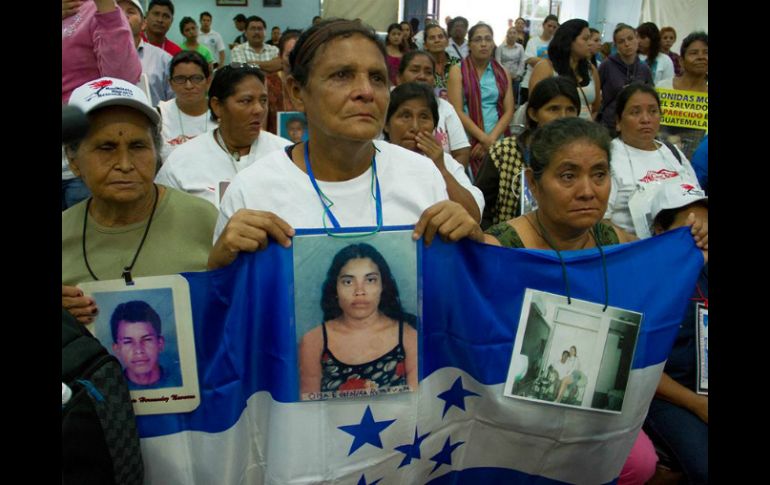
[650,183,708,225]
[118,0,144,16]
[68,77,160,126]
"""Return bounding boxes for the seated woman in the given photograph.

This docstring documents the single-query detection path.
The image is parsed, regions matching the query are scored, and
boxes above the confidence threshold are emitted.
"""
[158,50,216,162]
[384,82,484,221]
[298,243,418,398]
[484,116,706,485]
[528,19,601,120]
[447,22,514,176]
[606,83,706,239]
[397,50,471,167]
[636,22,675,85]
[156,63,291,208]
[475,76,580,229]
[422,24,460,98]
[62,77,218,324]
[556,345,581,402]
[656,32,708,92]
[209,19,483,271]
[643,183,708,484]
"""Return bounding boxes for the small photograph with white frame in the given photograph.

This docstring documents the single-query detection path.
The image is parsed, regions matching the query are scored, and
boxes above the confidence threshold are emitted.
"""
[79,275,200,415]
[294,229,419,402]
[504,289,643,413]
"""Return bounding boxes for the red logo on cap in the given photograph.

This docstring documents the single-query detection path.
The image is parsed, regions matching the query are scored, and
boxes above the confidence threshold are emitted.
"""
[88,79,113,90]
[681,184,695,191]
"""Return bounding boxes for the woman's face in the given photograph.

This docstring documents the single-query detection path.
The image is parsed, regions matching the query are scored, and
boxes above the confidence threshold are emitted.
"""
[660,31,676,51]
[682,40,708,76]
[514,18,526,32]
[388,28,404,47]
[617,91,661,148]
[588,32,602,55]
[385,97,436,152]
[614,28,639,60]
[571,28,592,59]
[211,75,268,146]
[530,140,611,233]
[293,34,389,142]
[400,23,412,38]
[68,106,157,207]
[170,62,210,103]
[637,34,650,53]
[336,257,383,320]
[468,26,494,61]
[425,27,448,54]
[182,22,198,42]
[506,27,517,43]
[528,95,578,126]
[398,55,435,85]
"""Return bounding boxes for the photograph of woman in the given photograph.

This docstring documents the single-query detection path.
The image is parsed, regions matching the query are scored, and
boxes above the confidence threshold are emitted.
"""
[299,243,418,400]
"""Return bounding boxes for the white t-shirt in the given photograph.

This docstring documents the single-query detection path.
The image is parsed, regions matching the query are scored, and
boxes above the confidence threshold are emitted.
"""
[442,152,484,216]
[436,97,470,153]
[605,138,701,234]
[199,30,226,58]
[521,36,551,88]
[215,140,449,238]
[638,53,675,85]
[157,99,217,162]
[156,128,291,208]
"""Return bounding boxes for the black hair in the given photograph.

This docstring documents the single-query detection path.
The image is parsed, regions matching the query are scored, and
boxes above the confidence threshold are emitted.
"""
[468,22,493,42]
[200,11,212,20]
[169,50,210,78]
[680,31,708,58]
[148,0,174,15]
[289,19,385,87]
[208,64,266,121]
[547,18,590,87]
[527,76,580,130]
[179,16,196,36]
[384,81,439,133]
[398,50,435,76]
[543,14,559,26]
[614,82,660,122]
[246,15,267,30]
[286,116,306,127]
[110,300,162,343]
[529,117,611,181]
[320,243,411,324]
[448,16,468,33]
[636,22,661,67]
[233,14,247,23]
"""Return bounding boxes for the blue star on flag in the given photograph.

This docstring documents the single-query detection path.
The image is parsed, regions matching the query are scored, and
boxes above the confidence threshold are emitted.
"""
[356,474,382,485]
[338,405,396,456]
[429,435,465,474]
[394,428,431,468]
[437,376,480,418]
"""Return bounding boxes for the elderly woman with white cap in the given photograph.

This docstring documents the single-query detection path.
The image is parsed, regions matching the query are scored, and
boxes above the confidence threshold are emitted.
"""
[62,77,218,324]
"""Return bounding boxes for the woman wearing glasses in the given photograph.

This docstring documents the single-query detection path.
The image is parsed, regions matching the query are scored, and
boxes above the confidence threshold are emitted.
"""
[447,23,514,177]
[208,19,483,271]
[158,51,215,161]
[156,63,291,207]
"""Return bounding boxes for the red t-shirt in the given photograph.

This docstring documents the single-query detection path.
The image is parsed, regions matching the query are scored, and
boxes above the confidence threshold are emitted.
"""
[140,32,182,56]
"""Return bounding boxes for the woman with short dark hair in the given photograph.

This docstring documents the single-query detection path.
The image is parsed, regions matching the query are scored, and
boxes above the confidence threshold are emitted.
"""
[636,22,675,84]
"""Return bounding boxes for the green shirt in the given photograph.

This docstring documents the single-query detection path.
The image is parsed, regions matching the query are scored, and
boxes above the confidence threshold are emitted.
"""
[62,187,217,285]
[182,43,214,64]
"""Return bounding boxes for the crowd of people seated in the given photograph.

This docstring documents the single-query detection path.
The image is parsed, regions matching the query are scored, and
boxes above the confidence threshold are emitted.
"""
[62,2,708,483]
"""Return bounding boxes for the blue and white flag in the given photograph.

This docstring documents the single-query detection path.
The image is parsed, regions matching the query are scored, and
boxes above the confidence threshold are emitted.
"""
[137,228,702,485]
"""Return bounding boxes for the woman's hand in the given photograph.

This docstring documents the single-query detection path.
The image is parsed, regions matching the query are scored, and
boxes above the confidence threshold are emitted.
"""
[413,200,484,246]
[208,209,295,270]
[62,285,98,325]
[685,211,708,263]
[62,0,84,19]
[415,132,445,171]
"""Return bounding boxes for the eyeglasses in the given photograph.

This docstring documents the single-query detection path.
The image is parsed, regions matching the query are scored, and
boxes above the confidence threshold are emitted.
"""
[170,74,206,85]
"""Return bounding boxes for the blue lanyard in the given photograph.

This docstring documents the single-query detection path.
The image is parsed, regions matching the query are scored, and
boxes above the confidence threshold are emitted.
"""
[303,142,383,230]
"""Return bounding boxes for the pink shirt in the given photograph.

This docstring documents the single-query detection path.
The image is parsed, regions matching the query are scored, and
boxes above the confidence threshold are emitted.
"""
[61,2,141,103]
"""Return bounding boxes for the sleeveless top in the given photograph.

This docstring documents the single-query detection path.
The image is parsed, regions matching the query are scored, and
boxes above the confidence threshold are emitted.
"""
[320,320,407,393]
[486,220,620,248]
[550,69,596,119]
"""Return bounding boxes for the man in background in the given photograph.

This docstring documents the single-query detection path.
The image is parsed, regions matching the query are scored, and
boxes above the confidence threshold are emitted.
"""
[446,16,469,60]
[231,16,281,72]
[142,0,181,56]
[230,13,248,49]
[199,11,226,68]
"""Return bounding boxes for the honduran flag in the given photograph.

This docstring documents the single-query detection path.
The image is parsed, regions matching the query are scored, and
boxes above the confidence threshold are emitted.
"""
[136,228,702,485]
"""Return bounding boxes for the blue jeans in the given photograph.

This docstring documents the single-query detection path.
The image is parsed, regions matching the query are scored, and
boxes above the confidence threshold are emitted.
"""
[61,177,91,210]
[644,397,708,484]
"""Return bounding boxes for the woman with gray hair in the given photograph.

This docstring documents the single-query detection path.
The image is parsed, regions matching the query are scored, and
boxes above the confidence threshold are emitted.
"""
[62,77,217,324]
